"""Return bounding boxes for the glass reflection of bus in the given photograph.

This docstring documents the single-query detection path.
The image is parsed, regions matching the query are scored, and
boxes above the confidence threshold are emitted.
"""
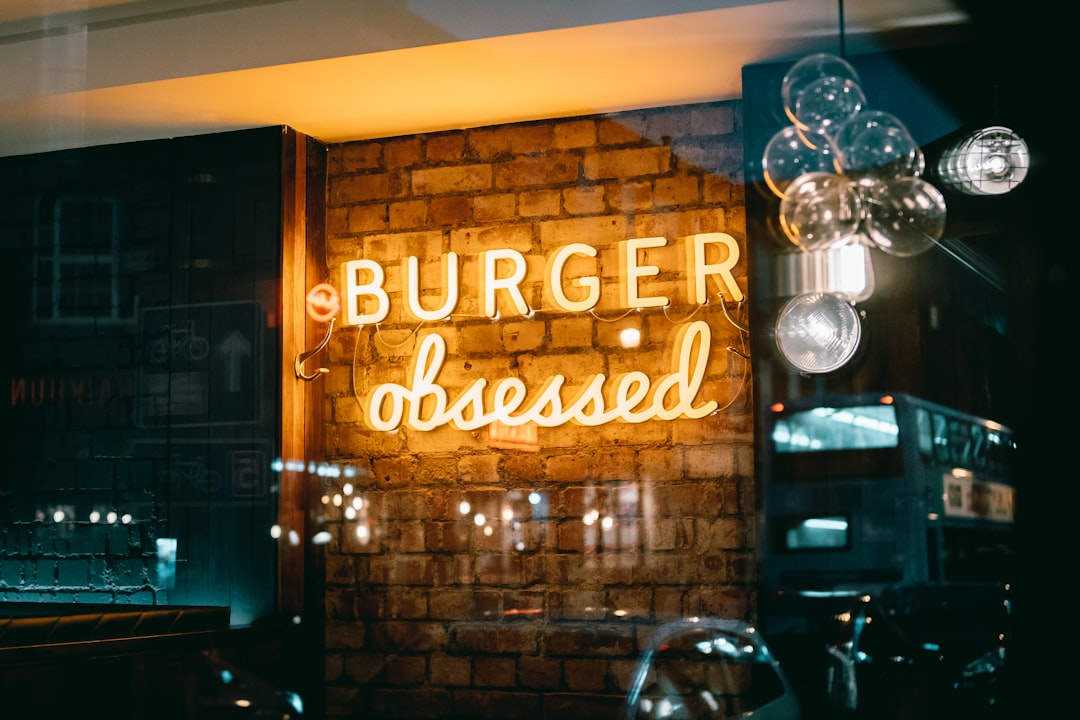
[762,392,1016,592]
[757,393,1017,719]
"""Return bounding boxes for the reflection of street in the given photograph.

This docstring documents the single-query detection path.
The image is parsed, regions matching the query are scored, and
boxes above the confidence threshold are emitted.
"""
[761,582,1011,720]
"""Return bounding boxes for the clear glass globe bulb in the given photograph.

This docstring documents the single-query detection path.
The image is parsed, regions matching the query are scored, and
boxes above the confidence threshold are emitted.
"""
[762,125,835,199]
[781,53,863,132]
[832,110,924,180]
[794,75,865,136]
[860,176,947,257]
[778,172,863,251]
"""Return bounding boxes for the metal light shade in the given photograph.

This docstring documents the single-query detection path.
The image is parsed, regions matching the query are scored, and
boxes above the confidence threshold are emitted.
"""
[775,292,861,373]
[936,125,1029,196]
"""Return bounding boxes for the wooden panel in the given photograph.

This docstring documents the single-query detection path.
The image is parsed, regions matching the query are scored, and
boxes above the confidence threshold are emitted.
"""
[278,128,328,618]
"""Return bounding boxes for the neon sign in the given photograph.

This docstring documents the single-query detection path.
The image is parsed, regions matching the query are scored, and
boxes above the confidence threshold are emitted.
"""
[365,320,717,432]
[340,233,742,325]
[331,233,743,433]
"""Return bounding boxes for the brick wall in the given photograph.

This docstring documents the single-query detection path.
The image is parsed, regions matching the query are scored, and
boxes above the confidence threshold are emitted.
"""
[320,101,751,719]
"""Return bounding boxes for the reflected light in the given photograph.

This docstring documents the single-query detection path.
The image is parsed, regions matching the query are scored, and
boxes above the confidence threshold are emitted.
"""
[270,524,282,539]
[474,513,486,526]
[312,531,332,545]
[803,517,848,531]
[459,500,471,515]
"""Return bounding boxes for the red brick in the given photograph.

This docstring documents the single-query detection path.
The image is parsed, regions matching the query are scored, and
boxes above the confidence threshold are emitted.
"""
[470,124,553,158]
[563,658,608,692]
[474,656,517,687]
[598,116,646,145]
[583,146,671,180]
[332,141,382,172]
[427,133,466,162]
[413,164,492,195]
[385,655,427,685]
[331,172,401,205]
[429,195,471,225]
[553,120,597,149]
[385,137,423,168]
[430,654,471,686]
[518,655,561,689]
[388,199,428,229]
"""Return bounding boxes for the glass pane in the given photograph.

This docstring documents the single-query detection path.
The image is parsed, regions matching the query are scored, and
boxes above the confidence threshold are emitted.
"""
[772,404,899,452]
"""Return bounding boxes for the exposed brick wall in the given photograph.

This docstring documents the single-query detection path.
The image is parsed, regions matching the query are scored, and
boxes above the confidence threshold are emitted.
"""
[321,101,750,719]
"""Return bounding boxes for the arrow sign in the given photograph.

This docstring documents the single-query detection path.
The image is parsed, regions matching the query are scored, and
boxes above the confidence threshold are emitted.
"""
[217,330,252,392]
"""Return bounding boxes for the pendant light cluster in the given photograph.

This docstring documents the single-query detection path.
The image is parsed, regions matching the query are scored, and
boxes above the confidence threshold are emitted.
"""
[763,53,946,374]
[762,53,1029,375]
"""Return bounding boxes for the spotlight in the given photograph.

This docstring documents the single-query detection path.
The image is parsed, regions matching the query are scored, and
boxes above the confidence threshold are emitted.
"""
[775,292,861,373]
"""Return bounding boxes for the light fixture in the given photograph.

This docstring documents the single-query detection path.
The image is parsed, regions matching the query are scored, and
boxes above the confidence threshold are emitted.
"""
[778,171,862,251]
[762,125,836,199]
[831,109,925,180]
[774,239,876,303]
[781,52,865,135]
[859,176,947,257]
[766,51,950,373]
[935,126,1029,196]
[774,292,861,374]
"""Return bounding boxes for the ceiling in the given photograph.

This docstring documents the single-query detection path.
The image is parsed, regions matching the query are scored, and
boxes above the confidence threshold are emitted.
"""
[0,0,973,159]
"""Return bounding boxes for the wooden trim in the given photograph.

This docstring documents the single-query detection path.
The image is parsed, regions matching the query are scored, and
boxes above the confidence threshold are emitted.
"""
[278,128,328,619]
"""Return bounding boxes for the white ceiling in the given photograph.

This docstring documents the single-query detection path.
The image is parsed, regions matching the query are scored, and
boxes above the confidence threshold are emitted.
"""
[0,0,972,158]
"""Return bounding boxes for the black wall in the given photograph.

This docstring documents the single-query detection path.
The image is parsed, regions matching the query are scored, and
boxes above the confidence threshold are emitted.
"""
[743,9,1062,713]
[0,127,284,626]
